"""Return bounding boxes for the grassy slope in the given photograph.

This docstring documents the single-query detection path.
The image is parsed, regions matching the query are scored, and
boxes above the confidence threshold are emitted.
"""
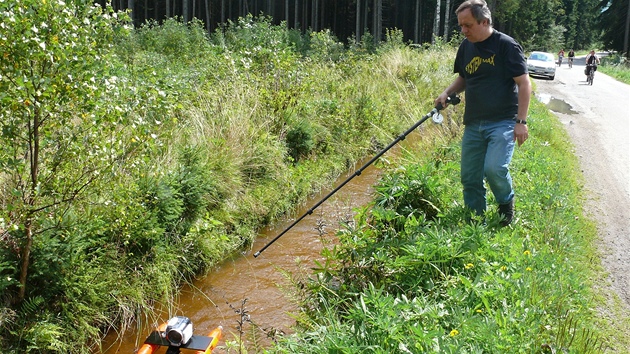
[599,56,630,84]
[262,75,630,353]
[1,19,461,353]
[4,14,629,351]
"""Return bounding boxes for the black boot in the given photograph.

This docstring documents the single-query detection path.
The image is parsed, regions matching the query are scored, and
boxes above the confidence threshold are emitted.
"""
[498,199,514,227]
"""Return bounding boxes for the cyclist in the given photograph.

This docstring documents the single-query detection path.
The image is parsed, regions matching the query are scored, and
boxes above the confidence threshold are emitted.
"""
[557,49,565,66]
[567,49,575,68]
[585,50,600,80]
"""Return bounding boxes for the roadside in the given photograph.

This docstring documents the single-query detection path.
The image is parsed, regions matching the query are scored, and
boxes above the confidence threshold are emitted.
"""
[530,53,630,344]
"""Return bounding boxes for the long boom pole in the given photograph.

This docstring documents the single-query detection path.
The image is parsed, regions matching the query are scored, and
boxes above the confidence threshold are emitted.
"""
[254,95,461,258]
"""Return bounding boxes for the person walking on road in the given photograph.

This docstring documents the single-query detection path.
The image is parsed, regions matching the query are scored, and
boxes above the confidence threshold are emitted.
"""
[434,0,532,226]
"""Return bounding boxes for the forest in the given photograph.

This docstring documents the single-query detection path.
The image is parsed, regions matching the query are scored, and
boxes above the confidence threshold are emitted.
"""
[100,0,630,55]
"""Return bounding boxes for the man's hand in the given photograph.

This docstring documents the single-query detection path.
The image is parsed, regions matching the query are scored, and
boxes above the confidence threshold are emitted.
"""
[513,73,531,147]
[514,122,528,146]
[435,76,466,110]
[434,92,451,110]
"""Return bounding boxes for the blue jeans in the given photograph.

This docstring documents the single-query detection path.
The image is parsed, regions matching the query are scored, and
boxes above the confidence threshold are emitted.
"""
[461,120,515,215]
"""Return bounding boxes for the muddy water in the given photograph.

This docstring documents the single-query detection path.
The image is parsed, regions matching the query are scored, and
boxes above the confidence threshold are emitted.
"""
[536,93,578,115]
[102,158,386,353]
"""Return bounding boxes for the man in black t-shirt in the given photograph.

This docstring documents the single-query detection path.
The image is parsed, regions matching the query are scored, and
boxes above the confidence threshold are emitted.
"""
[434,0,531,226]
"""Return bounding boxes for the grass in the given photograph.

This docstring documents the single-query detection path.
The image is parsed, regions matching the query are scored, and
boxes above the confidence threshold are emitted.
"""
[258,69,630,353]
[3,11,630,352]
[0,17,462,353]
[599,53,630,84]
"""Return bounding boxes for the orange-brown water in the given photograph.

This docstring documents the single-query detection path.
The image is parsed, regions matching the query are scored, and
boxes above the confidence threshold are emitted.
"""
[101,161,384,354]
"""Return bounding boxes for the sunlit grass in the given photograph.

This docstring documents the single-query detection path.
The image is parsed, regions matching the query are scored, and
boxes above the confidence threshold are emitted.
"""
[264,64,629,353]
[4,12,628,352]
[598,53,630,84]
[599,64,630,84]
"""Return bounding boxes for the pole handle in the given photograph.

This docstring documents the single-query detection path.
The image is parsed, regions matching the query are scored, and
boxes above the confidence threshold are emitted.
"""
[435,93,461,111]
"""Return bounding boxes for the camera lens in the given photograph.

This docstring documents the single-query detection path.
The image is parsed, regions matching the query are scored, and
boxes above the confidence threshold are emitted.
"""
[166,329,183,345]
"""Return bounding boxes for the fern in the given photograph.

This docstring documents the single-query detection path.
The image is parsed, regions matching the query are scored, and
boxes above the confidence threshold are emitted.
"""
[20,296,45,318]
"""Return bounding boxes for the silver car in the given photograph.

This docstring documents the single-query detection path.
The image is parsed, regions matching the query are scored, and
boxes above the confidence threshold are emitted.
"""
[526,51,556,80]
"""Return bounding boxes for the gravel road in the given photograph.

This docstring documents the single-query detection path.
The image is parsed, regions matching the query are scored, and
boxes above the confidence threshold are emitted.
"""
[530,54,630,325]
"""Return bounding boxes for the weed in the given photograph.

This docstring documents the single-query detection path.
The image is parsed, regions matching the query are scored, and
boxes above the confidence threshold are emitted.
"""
[265,97,614,353]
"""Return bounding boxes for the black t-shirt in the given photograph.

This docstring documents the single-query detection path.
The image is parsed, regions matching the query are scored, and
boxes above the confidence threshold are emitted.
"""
[454,30,527,124]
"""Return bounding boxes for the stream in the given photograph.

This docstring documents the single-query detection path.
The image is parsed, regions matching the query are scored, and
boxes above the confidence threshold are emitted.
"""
[102,157,385,353]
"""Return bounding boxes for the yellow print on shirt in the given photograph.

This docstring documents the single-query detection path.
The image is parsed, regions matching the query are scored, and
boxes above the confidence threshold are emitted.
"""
[466,54,495,74]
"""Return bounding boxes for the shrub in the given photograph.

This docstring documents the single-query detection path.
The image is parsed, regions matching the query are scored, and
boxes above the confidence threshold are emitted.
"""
[373,163,450,224]
[286,120,315,162]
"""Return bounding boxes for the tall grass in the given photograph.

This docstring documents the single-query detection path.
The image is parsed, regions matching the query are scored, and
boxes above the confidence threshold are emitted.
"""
[599,53,630,84]
[6,10,626,352]
[0,13,462,353]
[264,73,627,353]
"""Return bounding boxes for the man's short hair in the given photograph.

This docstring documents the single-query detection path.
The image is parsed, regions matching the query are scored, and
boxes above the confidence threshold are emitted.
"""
[456,0,493,26]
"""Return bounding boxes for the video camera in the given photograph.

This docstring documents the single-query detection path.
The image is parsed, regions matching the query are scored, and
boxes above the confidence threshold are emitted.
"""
[140,316,222,354]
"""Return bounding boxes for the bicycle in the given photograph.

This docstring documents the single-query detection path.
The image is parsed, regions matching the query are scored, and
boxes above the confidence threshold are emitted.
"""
[568,57,573,68]
[586,64,596,85]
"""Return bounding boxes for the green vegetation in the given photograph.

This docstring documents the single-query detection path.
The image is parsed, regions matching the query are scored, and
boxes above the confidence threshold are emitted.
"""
[266,99,630,353]
[2,1,630,353]
[0,2,453,352]
[597,0,630,56]
[600,54,630,84]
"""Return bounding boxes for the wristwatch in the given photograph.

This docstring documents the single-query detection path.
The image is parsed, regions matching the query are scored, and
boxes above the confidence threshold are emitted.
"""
[515,119,527,125]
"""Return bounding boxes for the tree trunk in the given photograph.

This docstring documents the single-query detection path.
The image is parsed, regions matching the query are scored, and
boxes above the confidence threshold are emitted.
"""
[443,0,450,41]
[356,0,361,43]
[312,0,317,31]
[286,0,289,27]
[372,0,382,43]
[127,0,135,23]
[320,0,324,30]
[361,0,370,33]
[432,0,440,43]
[17,221,33,303]
[302,0,307,31]
[206,0,212,32]
[295,0,299,29]
[17,98,41,304]
[413,0,421,44]
[372,0,377,41]
[378,0,383,42]
[221,0,226,23]
[166,0,171,18]
[314,0,317,30]
[184,0,190,22]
